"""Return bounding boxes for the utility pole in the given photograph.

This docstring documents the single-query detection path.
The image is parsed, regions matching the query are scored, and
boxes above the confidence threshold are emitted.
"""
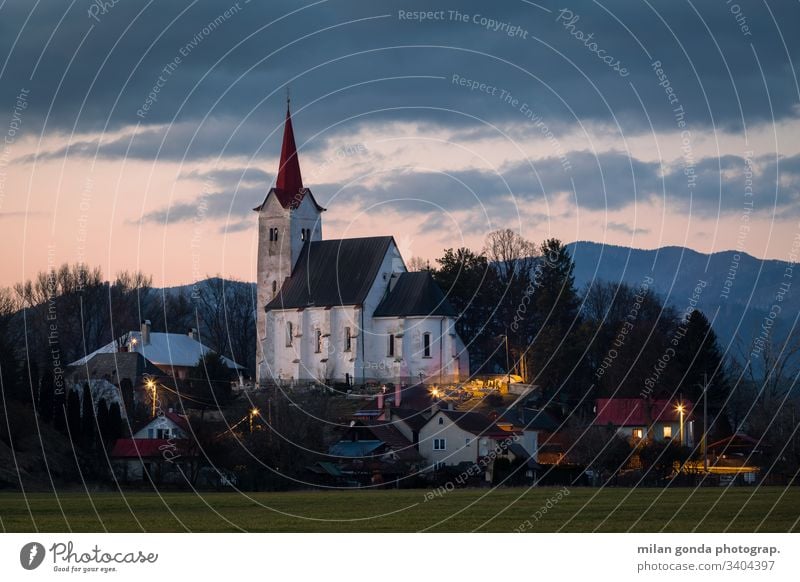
[703,373,709,474]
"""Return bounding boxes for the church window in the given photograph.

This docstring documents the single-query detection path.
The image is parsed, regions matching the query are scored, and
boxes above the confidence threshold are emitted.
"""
[286,322,293,347]
[269,227,279,242]
[387,334,395,357]
[423,333,431,357]
[272,280,277,296]
[344,327,352,352]
[301,228,311,241]
[315,329,322,353]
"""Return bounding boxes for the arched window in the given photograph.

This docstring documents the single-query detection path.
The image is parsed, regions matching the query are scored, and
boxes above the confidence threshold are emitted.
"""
[344,327,352,352]
[271,280,277,296]
[315,329,322,353]
[286,322,293,347]
[423,332,431,357]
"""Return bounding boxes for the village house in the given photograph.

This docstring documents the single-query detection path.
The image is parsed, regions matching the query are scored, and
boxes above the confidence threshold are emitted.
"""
[68,351,172,420]
[109,411,194,483]
[593,398,695,446]
[70,320,243,381]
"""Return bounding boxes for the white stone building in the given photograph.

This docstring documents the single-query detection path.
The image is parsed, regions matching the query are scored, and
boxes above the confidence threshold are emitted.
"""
[255,104,469,386]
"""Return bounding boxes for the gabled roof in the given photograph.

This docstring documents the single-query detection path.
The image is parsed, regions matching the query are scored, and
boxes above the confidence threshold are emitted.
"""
[69,352,166,385]
[373,271,457,317]
[364,422,422,461]
[69,332,243,370]
[593,398,692,427]
[436,410,513,439]
[392,408,429,432]
[266,236,395,310]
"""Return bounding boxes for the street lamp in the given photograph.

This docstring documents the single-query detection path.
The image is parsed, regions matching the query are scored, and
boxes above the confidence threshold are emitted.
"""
[145,378,157,418]
[676,403,685,446]
[250,408,260,432]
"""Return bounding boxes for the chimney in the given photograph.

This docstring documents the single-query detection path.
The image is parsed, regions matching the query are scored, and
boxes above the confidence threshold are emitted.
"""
[395,384,402,408]
[188,327,198,341]
[141,320,151,345]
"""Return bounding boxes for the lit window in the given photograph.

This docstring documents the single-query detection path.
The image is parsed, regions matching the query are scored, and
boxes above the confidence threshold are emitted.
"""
[344,327,352,352]
[423,333,431,357]
[315,329,322,353]
[632,428,644,440]
[286,322,293,347]
[663,425,672,439]
[433,438,446,451]
[388,334,395,357]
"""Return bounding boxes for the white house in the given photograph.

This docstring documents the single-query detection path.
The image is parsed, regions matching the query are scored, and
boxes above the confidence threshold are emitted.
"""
[70,321,243,380]
[417,409,517,470]
[256,103,469,386]
[110,412,192,482]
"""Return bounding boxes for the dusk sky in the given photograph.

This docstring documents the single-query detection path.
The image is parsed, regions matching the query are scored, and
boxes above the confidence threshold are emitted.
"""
[1,0,799,287]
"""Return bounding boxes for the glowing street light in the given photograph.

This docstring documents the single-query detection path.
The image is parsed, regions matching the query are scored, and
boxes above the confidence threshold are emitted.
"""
[676,403,685,446]
[250,408,260,432]
[145,378,157,418]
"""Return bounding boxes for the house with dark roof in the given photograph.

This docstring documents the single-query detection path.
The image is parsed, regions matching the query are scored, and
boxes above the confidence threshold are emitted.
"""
[418,408,520,472]
[255,101,469,386]
[68,351,173,419]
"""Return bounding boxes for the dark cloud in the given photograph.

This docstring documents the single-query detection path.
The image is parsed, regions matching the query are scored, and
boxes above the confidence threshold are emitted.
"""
[0,0,797,146]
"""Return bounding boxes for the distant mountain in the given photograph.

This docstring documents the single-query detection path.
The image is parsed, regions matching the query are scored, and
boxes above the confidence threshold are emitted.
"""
[567,241,797,352]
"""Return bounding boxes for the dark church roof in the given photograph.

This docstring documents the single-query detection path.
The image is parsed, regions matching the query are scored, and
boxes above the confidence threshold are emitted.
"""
[266,236,394,310]
[373,271,457,317]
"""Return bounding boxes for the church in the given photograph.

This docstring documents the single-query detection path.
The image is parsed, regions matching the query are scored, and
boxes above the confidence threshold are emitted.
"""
[255,103,469,387]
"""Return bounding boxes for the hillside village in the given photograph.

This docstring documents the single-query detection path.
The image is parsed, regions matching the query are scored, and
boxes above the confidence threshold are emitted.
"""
[1,104,798,493]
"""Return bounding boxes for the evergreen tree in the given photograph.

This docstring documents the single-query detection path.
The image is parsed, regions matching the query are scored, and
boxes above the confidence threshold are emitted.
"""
[526,239,585,402]
[81,383,95,448]
[432,247,502,373]
[107,402,123,441]
[66,389,82,442]
[37,370,55,423]
[96,397,110,445]
[674,309,729,407]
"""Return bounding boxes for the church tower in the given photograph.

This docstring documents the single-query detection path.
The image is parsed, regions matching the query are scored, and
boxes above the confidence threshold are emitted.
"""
[255,100,324,384]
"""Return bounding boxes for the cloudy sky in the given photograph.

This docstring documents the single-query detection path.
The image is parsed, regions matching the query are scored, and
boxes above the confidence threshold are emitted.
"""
[1,0,798,287]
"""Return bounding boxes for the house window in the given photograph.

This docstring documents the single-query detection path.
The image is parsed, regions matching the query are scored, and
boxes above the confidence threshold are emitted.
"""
[344,327,352,352]
[147,428,154,438]
[465,438,471,447]
[438,417,444,425]
[387,334,395,357]
[423,333,431,357]
[632,428,644,440]
[433,438,446,451]
[315,329,322,353]
[663,425,672,439]
[286,322,293,347]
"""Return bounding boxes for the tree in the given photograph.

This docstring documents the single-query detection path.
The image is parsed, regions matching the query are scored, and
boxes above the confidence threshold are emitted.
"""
[107,402,123,441]
[188,352,236,407]
[526,239,585,402]
[96,397,110,445]
[81,383,95,448]
[38,365,56,422]
[432,247,501,373]
[66,389,82,442]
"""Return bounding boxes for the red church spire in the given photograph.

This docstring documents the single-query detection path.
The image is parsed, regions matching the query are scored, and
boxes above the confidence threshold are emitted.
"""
[275,98,304,202]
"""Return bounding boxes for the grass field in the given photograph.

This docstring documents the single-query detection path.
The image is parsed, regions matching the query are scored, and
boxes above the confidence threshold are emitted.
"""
[1,487,798,532]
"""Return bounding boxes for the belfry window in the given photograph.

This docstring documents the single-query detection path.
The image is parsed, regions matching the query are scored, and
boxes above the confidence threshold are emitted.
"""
[269,227,279,242]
